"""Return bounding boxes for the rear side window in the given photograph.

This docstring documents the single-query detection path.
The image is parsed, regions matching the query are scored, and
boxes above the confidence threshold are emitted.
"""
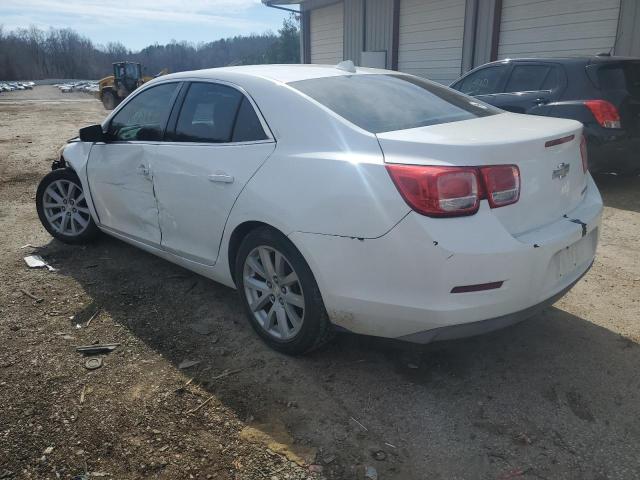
[505,65,551,92]
[176,83,243,143]
[457,65,509,95]
[232,97,268,142]
[596,63,640,96]
[108,83,178,141]
[289,74,500,134]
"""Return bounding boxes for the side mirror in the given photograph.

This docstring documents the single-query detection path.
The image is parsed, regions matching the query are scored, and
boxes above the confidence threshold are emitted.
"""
[79,124,106,143]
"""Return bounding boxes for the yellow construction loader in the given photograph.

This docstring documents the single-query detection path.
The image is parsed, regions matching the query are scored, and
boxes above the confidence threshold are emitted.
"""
[98,62,168,110]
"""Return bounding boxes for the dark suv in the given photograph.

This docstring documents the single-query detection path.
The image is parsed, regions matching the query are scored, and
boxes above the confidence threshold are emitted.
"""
[450,56,640,175]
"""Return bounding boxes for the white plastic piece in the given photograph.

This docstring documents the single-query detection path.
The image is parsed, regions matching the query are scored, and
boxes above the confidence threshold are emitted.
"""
[336,60,356,73]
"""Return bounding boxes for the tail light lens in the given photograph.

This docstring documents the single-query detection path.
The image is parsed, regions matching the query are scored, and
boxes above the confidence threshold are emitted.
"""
[584,100,621,129]
[480,165,520,208]
[386,164,520,217]
[580,135,588,173]
[385,165,480,217]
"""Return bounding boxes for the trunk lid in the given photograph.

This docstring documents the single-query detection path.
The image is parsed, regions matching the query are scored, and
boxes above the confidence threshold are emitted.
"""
[377,112,587,235]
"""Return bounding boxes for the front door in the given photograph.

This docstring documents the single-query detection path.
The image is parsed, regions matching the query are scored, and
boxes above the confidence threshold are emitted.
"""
[152,81,275,265]
[87,82,180,245]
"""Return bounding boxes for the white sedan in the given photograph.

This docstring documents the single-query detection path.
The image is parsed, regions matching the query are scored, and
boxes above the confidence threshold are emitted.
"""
[36,64,603,354]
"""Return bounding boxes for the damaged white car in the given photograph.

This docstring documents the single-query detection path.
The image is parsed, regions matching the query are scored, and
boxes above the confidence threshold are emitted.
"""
[36,64,603,354]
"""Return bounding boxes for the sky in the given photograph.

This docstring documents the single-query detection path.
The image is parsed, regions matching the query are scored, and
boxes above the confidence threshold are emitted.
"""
[0,0,296,50]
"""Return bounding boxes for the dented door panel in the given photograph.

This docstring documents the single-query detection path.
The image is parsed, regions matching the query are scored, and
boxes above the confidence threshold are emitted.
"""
[87,143,161,245]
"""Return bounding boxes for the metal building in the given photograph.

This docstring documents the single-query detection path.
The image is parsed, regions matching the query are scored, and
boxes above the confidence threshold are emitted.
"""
[264,0,640,85]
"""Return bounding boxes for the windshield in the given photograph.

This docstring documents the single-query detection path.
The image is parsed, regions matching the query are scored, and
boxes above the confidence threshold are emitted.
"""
[288,74,501,134]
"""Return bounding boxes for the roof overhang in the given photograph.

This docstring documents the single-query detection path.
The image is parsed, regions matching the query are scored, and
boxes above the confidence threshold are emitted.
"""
[262,1,305,5]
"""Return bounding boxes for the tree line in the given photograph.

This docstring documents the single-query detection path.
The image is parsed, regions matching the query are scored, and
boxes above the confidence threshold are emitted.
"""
[0,16,300,81]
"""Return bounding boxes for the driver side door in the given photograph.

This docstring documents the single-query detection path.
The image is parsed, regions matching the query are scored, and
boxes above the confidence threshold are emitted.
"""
[87,82,180,246]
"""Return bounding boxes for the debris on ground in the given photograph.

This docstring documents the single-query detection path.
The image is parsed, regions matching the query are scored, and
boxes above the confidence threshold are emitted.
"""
[76,343,120,355]
[23,254,55,271]
[178,359,201,369]
[20,288,43,303]
[365,465,379,480]
[350,417,368,431]
[189,321,216,335]
[84,357,102,370]
[372,450,387,461]
[85,308,101,327]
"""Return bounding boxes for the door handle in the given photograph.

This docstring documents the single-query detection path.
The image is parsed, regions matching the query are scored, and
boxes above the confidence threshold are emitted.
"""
[208,173,234,184]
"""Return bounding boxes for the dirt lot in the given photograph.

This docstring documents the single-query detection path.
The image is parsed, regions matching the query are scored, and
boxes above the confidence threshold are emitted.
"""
[1,86,639,480]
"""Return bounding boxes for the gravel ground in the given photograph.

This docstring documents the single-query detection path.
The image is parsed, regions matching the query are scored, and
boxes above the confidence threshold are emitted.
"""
[1,86,639,480]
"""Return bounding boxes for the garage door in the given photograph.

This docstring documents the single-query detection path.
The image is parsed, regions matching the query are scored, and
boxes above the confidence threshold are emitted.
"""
[397,0,466,85]
[498,0,621,59]
[310,2,344,64]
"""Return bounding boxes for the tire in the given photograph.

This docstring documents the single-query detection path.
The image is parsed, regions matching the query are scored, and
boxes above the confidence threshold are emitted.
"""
[101,90,117,110]
[36,168,100,244]
[235,226,333,355]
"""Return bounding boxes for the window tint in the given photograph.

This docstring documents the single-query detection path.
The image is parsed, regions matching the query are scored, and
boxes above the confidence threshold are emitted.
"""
[596,63,640,96]
[541,65,561,90]
[232,97,268,142]
[108,83,178,141]
[289,74,500,134]
[457,65,509,95]
[505,65,551,93]
[176,83,243,143]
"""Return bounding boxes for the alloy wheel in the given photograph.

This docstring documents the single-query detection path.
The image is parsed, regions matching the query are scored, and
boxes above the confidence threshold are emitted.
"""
[42,179,91,236]
[243,246,305,340]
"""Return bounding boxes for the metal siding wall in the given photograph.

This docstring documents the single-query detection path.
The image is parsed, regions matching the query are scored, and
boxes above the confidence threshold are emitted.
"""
[365,0,394,68]
[310,2,345,64]
[498,0,621,58]
[615,0,640,56]
[344,0,365,65]
[472,0,500,67]
[397,0,467,84]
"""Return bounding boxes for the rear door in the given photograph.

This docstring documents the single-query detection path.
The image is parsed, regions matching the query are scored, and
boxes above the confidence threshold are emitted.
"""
[492,62,565,114]
[151,81,275,265]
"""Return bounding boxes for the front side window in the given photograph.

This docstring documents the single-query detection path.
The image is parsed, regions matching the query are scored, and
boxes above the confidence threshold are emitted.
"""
[457,65,509,96]
[289,74,501,134]
[505,64,552,93]
[175,83,243,143]
[108,82,178,141]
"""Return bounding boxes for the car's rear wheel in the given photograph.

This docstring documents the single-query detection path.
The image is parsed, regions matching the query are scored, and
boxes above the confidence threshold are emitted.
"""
[36,168,100,244]
[235,227,333,355]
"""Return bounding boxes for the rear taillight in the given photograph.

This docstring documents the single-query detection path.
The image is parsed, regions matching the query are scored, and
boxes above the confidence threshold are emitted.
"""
[385,165,480,217]
[480,165,520,208]
[386,164,520,217]
[584,100,621,129]
[580,135,588,173]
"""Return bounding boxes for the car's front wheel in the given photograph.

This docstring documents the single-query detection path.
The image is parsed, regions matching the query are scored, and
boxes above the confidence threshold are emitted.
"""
[36,168,100,244]
[235,227,333,355]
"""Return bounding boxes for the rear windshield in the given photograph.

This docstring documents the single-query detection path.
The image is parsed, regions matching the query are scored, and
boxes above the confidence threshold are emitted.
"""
[595,62,640,96]
[288,74,501,134]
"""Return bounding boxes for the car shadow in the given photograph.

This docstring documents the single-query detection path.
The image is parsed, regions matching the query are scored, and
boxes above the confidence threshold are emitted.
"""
[593,173,640,213]
[40,235,640,480]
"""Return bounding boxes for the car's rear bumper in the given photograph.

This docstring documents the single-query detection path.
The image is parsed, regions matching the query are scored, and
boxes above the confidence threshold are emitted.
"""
[289,175,603,342]
[398,260,592,343]
[586,128,640,173]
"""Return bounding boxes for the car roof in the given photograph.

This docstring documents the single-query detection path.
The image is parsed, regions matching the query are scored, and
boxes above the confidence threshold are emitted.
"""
[480,56,640,67]
[158,64,389,85]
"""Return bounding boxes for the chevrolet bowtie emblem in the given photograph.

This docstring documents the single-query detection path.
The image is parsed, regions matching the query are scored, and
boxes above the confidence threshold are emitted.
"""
[552,162,570,179]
